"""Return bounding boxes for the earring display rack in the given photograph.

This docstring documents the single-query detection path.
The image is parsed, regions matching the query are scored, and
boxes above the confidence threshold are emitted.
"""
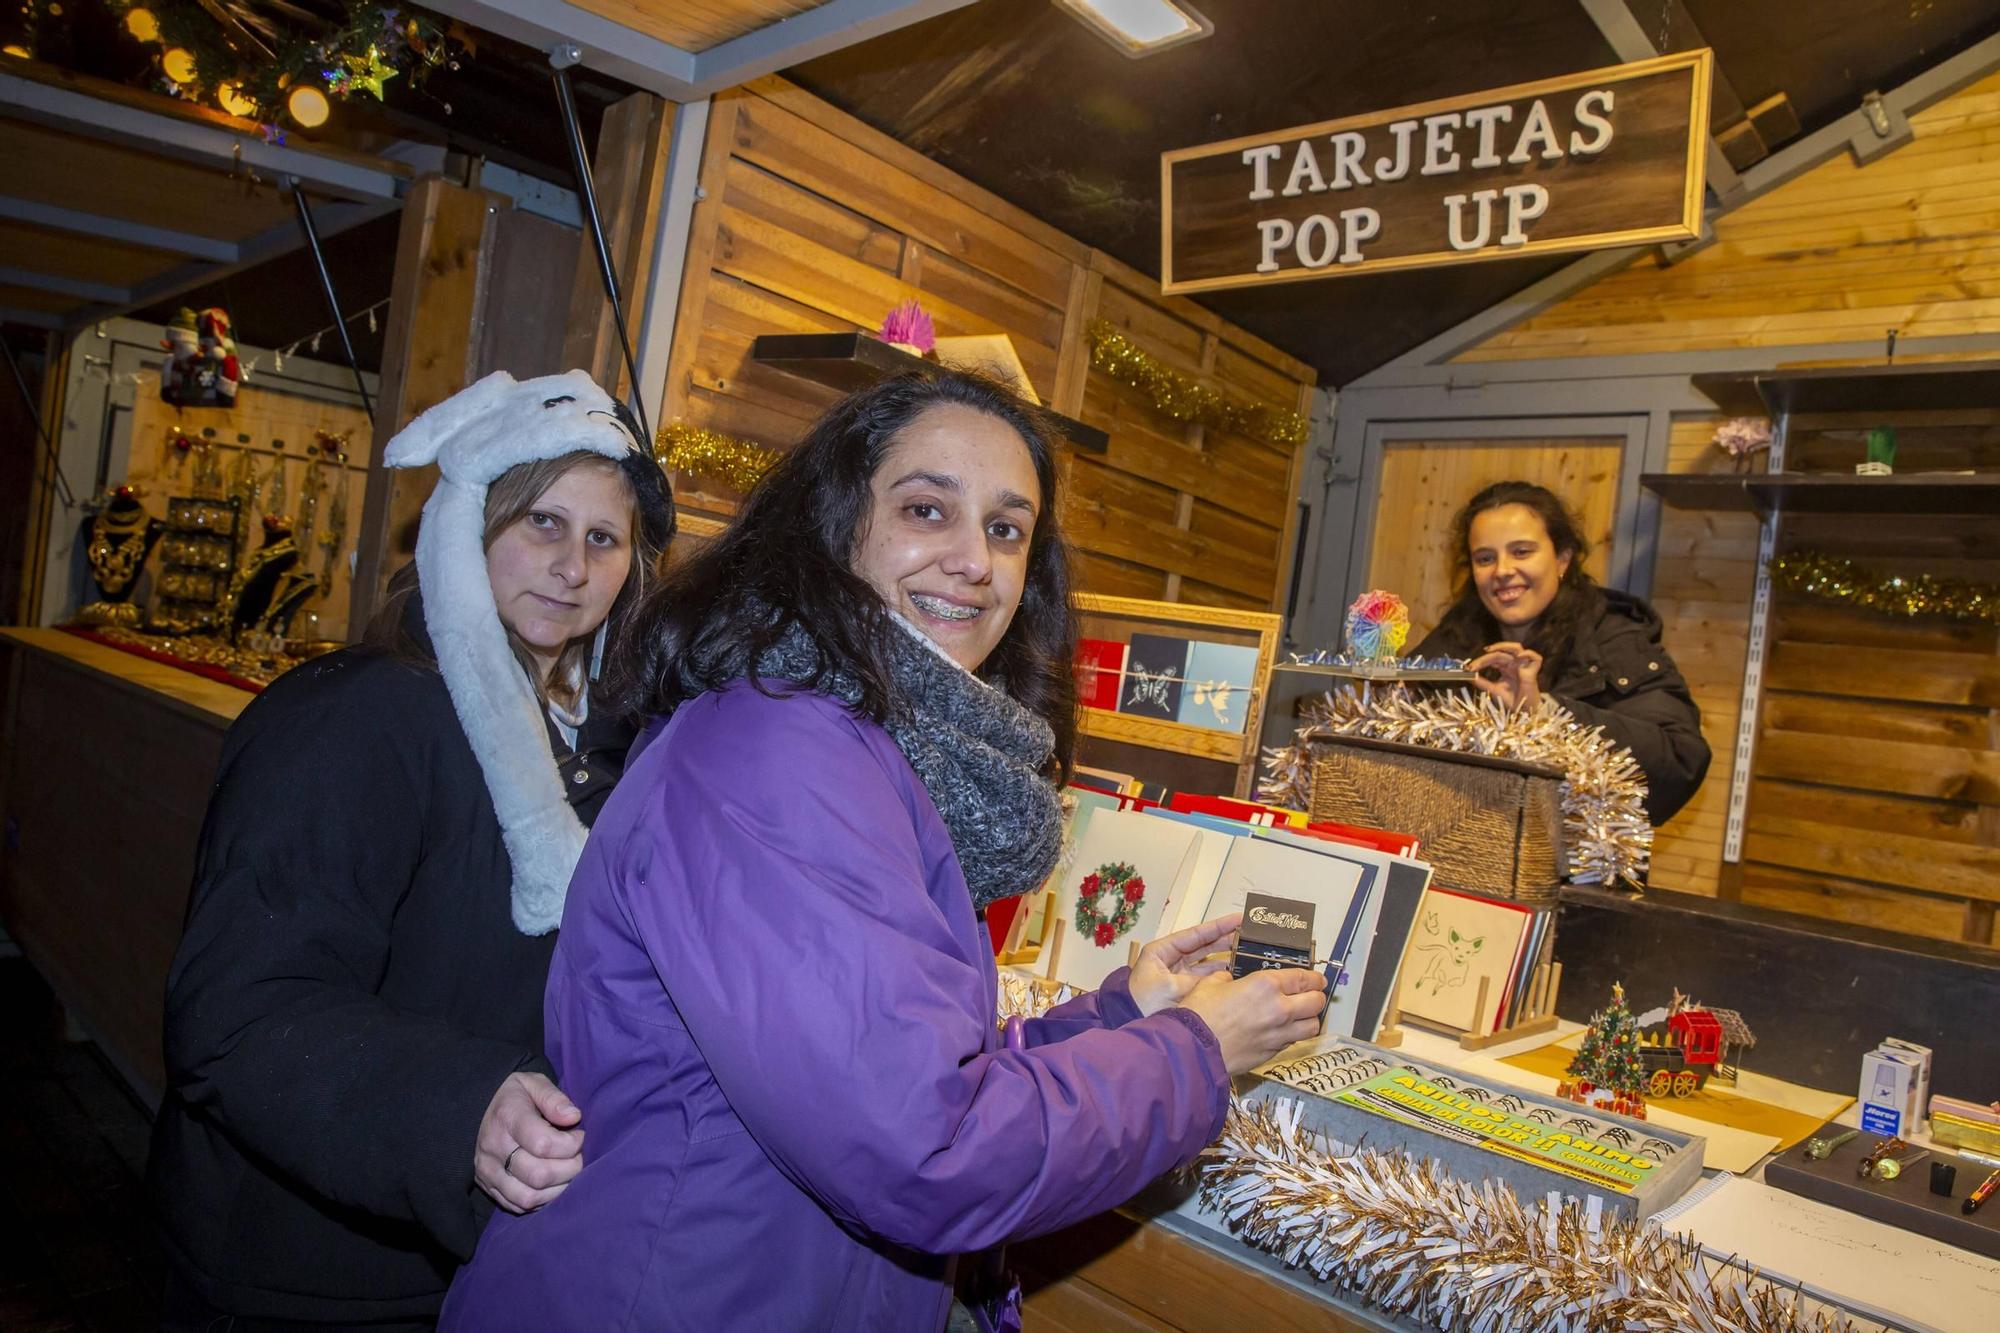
[149,496,242,634]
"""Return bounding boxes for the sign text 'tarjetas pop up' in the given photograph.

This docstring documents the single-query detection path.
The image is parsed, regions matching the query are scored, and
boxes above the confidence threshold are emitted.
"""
[1160,50,1711,295]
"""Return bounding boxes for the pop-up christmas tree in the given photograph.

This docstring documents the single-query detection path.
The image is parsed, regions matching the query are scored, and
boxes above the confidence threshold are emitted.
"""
[1558,981,1649,1119]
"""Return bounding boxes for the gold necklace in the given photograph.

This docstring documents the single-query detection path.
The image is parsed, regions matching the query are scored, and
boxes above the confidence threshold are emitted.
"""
[87,514,152,595]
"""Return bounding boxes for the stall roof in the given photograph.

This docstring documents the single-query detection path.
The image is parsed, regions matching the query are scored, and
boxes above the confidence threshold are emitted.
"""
[0,57,407,334]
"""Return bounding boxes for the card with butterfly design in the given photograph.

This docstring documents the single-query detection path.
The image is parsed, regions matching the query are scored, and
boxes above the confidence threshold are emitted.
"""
[1117,633,1189,721]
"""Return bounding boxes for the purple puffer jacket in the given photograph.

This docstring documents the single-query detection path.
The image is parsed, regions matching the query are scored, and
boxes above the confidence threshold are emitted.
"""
[441,682,1229,1332]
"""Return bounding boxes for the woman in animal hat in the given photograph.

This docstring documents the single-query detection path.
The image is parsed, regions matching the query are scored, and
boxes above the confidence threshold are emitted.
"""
[148,370,674,1330]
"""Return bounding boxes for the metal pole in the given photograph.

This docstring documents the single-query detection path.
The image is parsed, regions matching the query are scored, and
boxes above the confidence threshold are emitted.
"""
[288,179,375,422]
[549,45,652,443]
[1,333,75,508]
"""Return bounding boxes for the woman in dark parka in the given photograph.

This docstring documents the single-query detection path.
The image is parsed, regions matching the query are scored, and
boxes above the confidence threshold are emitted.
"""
[1412,480,1710,825]
[146,370,673,1330]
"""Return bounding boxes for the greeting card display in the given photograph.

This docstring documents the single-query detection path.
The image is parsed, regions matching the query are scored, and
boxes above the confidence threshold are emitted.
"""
[1052,810,1199,992]
[1393,887,1535,1035]
[1072,593,1281,801]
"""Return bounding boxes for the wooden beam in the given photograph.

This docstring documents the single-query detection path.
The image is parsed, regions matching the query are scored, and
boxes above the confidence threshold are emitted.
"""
[350,175,505,630]
[560,92,676,400]
[15,331,68,626]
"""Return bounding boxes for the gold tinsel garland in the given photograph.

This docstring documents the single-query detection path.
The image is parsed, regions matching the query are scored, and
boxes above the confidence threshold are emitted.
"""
[994,973,1083,1023]
[1260,688,1652,890]
[1198,1097,1861,1332]
[655,421,783,494]
[1087,321,1309,450]
[1771,550,2000,625]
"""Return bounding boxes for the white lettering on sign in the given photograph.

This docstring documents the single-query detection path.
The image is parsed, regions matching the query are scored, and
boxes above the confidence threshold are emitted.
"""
[1233,86,1624,267]
[1248,905,1310,931]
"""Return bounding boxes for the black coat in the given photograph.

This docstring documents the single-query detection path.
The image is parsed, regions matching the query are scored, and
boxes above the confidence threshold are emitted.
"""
[146,641,634,1324]
[1415,588,1711,825]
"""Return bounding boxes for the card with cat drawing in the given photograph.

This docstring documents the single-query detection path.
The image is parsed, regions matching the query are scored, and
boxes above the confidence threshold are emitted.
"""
[1392,887,1534,1035]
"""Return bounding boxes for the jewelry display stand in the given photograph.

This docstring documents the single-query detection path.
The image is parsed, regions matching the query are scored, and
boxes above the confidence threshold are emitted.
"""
[150,496,241,634]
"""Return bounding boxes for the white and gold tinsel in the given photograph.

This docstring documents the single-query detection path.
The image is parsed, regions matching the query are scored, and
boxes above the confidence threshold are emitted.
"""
[1200,1097,1863,1333]
[994,972,1082,1023]
[1260,687,1652,890]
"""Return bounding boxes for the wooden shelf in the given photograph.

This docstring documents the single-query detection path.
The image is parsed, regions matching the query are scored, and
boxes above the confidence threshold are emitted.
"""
[1691,360,2000,417]
[749,333,1109,454]
[1641,471,2000,517]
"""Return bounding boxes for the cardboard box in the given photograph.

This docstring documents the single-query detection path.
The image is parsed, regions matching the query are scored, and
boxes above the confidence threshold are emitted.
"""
[1859,1047,1921,1138]
[1879,1037,1932,1120]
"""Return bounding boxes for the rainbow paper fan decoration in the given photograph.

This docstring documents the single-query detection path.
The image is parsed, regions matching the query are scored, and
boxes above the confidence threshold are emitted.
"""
[1344,590,1411,662]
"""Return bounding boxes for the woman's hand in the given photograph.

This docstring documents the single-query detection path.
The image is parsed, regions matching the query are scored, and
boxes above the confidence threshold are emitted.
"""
[474,1072,586,1215]
[1129,913,1241,1017]
[1176,967,1328,1076]
[1468,641,1543,711]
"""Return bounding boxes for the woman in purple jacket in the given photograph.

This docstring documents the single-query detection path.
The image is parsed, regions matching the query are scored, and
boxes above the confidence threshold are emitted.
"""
[442,370,1326,1331]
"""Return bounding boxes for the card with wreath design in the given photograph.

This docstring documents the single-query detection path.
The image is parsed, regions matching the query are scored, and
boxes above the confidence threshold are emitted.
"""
[1052,810,1199,992]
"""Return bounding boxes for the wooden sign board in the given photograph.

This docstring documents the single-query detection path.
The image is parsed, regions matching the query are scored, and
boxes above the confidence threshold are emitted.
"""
[1161,50,1711,294]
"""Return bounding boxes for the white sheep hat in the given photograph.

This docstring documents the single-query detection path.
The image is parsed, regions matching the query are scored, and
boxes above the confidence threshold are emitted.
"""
[384,368,650,934]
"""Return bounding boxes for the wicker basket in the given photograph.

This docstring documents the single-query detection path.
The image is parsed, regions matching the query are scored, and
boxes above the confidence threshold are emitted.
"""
[1306,735,1565,904]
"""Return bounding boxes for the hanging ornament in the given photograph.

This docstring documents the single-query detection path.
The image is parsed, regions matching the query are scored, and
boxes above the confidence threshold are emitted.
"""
[122,6,159,42]
[343,44,398,99]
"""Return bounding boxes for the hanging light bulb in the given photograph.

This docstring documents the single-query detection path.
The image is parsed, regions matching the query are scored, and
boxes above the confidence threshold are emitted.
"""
[162,46,198,84]
[216,81,256,118]
[287,83,330,129]
[123,7,159,42]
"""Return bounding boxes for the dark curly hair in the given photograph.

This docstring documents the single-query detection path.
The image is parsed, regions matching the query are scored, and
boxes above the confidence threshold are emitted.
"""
[608,369,1078,779]
[1429,480,1600,676]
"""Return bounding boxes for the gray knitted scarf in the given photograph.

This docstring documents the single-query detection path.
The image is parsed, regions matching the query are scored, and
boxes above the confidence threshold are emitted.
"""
[704,617,1063,908]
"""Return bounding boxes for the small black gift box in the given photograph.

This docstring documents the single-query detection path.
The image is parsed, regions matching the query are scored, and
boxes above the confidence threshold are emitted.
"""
[1232,892,1316,979]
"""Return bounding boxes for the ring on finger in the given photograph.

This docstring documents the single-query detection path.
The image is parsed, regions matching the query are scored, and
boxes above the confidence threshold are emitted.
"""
[503,1145,522,1178]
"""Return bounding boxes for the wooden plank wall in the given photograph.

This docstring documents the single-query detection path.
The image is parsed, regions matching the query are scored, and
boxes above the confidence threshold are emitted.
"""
[1740,413,1999,946]
[1458,69,2000,361]
[659,77,1317,610]
[1647,419,1755,899]
[1363,437,1624,638]
[1434,70,2000,942]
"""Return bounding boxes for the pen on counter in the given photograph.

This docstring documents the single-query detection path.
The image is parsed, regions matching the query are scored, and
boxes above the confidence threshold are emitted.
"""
[1966,1167,2000,1215]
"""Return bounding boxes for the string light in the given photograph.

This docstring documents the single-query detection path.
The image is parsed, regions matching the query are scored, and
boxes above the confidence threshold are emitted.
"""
[122,5,158,41]
[287,83,330,128]
[161,45,198,83]
[216,80,256,117]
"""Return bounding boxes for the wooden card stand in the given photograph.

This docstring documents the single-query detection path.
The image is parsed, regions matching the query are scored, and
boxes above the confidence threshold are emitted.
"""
[1373,958,1406,1048]
[1458,961,1563,1052]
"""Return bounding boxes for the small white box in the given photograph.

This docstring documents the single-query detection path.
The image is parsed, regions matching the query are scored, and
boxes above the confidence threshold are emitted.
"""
[1859,1048,1921,1138]
[1879,1037,1932,1119]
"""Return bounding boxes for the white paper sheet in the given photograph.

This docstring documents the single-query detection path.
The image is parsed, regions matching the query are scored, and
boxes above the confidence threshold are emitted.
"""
[1655,1173,2000,1333]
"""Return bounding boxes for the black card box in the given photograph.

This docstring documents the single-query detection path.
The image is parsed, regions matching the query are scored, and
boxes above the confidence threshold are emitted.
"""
[1232,893,1314,979]
[1764,1120,2000,1260]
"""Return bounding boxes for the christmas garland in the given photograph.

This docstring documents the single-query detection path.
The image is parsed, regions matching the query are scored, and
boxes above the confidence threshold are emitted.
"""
[1074,860,1146,948]
[994,972,1082,1022]
[654,421,783,494]
[1260,688,1653,890]
[1771,549,2000,625]
[1198,1097,1860,1332]
[1087,320,1308,451]
[95,1,466,129]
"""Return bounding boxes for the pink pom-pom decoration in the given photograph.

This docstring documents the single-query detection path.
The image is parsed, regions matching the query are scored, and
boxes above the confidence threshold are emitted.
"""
[1344,589,1411,662]
[878,300,936,355]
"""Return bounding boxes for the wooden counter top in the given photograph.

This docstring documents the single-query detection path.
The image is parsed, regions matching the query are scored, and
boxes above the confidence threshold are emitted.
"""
[0,627,252,728]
